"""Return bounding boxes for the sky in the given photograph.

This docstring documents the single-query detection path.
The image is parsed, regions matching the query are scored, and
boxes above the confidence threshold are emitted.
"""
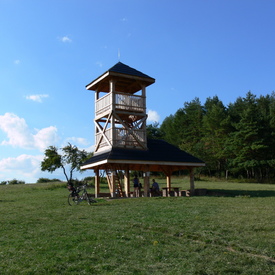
[1,0,275,183]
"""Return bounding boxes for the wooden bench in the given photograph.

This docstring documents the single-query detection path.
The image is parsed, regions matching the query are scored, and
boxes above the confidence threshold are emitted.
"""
[180,190,191,197]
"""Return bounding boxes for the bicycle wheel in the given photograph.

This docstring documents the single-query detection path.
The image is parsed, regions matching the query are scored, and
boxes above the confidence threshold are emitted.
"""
[68,193,79,206]
[84,192,96,205]
[82,192,90,205]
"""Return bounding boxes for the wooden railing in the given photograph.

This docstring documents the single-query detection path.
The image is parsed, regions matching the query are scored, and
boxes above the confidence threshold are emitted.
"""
[95,92,145,117]
[95,93,111,117]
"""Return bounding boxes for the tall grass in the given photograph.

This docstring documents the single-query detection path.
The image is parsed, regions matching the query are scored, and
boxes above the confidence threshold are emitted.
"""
[0,180,274,274]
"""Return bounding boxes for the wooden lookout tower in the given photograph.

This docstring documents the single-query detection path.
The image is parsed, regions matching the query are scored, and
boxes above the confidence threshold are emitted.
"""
[86,62,155,154]
[81,62,205,197]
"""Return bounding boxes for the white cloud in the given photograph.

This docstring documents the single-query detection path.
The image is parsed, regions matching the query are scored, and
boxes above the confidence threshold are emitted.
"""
[147,110,160,123]
[63,137,94,152]
[96,61,103,68]
[59,36,72,43]
[0,152,93,183]
[0,154,43,182]
[65,137,89,146]
[0,114,95,183]
[14,59,21,65]
[84,144,95,153]
[34,126,59,151]
[0,113,58,152]
[25,94,49,103]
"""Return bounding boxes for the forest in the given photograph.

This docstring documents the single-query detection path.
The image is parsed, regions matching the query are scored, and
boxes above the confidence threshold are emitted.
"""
[147,91,275,182]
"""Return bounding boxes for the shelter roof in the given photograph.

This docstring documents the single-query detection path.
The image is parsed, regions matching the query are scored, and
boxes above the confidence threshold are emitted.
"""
[81,139,205,172]
[85,62,155,93]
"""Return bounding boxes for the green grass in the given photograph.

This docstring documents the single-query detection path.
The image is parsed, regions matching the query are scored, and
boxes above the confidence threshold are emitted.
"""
[0,180,275,274]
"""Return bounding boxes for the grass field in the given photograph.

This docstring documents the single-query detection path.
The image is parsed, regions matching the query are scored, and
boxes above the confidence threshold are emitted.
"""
[0,179,274,274]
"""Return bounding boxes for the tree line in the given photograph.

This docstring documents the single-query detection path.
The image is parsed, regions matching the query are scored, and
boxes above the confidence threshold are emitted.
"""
[147,91,275,181]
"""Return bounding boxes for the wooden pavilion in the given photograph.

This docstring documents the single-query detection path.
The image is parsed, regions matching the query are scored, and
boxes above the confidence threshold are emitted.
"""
[81,62,205,197]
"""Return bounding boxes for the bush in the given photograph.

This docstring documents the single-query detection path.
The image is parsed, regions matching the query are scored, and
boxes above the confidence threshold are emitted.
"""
[36,178,61,184]
[9,179,25,185]
[51,178,61,182]
[83,176,94,185]
[0,181,8,185]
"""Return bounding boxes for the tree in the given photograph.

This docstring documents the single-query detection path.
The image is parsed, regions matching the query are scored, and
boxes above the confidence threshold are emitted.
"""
[202,96,230,177]
[226,92,268,179]
[158,92,275,180]
[146,122,164,140]
[41,143,92,185]
[177,98,205,157]
[160,114,179,146]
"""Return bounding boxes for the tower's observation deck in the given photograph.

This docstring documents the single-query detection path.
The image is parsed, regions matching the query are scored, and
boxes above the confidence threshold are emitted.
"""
[86,62,155,154]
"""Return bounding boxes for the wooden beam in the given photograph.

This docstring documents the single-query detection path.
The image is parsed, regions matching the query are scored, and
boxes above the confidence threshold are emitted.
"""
[166,175,171,191]
[110,79,116,145]
[124,167,130,197]
[143,166,150,197]
[94,169,100,198]
[113,112,147,149]
[94,111,113,151]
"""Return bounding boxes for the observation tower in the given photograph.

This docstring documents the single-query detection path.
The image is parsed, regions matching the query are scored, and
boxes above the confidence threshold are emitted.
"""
[81,62,205,197]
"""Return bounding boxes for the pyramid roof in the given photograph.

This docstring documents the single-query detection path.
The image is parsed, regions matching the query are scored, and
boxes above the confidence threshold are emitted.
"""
[81,139,205,172]
[86,62,155,93]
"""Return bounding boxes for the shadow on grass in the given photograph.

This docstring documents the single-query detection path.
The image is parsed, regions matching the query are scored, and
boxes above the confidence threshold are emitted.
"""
[207,189,275,198]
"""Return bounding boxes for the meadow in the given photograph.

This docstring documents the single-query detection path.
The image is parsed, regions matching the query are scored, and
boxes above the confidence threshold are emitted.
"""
[0,178,274,274]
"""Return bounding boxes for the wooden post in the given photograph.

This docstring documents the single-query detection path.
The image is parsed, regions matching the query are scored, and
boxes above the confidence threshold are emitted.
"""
[143,168,150,197]
[141,85,147,148]
[110,79,116,146]
[124,168,130,197]
[142,85,146,113]
[189,168,195,195]
[166,174,171,191]
[111,171,116,197]
[94,169,100,198]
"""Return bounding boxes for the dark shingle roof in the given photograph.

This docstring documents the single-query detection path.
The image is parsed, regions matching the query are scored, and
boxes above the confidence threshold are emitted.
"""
[108,62,154,80]
[82,139,204,168]
[86,62,155,92]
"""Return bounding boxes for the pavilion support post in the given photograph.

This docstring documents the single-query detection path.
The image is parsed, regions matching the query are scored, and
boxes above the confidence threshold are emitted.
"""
[166,174,171,191]
[124,168,130,197]
[110,171,116,198]
[94,169,100,198]
[143,168,150,197]
[189,168,195,196]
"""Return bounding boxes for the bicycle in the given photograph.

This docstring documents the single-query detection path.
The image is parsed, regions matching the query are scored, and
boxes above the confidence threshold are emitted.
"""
[68,184,96,206]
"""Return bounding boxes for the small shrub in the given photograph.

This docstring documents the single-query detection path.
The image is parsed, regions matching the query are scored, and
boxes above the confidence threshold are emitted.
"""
[51,178,61,182]
[37,178,51,183]
[0,181,8,185]
[37,178,61,184]
[83,176,95,186]
[9,179,25,185]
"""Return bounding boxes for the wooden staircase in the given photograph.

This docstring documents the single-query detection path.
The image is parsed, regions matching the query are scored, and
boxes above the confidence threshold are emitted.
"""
[105,169,123,197]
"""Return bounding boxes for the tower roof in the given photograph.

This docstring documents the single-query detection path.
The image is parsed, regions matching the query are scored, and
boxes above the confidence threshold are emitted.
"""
[86,62,155,93]
[108,62,154,79]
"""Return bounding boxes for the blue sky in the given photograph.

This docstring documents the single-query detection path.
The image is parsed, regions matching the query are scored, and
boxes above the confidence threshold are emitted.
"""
[1,0,275,183]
